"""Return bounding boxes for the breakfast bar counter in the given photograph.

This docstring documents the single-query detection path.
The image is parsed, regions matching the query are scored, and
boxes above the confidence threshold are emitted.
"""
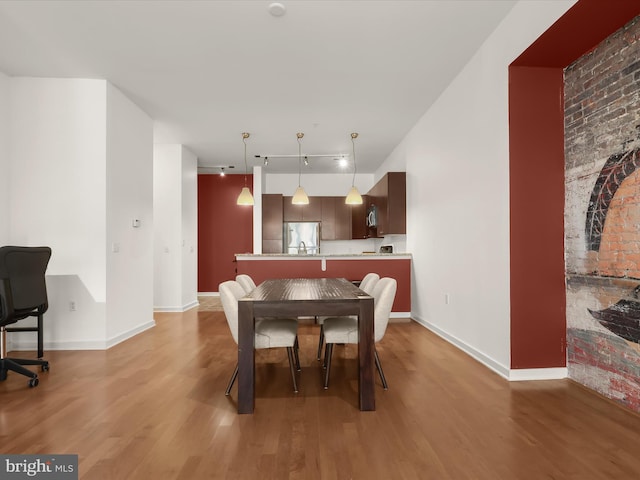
[235,253,411,314]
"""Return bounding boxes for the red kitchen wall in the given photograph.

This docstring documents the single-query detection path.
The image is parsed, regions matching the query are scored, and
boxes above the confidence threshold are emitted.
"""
[508,0,640,369]
[198,174,253,292]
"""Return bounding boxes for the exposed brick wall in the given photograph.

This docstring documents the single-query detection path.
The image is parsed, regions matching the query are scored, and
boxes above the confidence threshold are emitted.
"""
[564,15,640,412]
[597,168,640,278]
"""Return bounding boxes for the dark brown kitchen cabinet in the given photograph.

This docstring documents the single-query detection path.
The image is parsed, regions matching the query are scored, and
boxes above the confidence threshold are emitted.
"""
[321,197,335,240]
[283,196,322,222]
[351,194,373,239]
[335,198,352,240]
[321,197,351,240]
[262,194,283,253]
[369,172,406,237]
[262,183,403,247]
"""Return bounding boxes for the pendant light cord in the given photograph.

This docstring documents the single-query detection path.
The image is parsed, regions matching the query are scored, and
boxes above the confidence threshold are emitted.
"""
[242,132,249,187]
[297,132,304,186]
[351,132,358,186]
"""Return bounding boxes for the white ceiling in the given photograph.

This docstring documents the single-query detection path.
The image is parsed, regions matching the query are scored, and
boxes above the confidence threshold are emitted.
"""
[0,0,516,174]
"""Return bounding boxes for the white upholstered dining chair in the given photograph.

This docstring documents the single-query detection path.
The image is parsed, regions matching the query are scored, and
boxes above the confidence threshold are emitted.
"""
[316,272,380,361]
[235,274,257,294]
[321,277,397,390]
[219,280,300,394]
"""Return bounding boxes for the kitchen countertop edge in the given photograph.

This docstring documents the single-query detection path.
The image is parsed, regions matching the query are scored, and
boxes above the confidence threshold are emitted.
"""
[235,253,412,260]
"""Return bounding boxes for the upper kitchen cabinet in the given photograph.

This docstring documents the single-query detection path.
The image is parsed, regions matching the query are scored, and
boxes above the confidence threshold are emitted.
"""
[351,194,373,239]
[321,197,351,240]
[369,172,406,237]
[262,194,284,253]
[283,196,322,222]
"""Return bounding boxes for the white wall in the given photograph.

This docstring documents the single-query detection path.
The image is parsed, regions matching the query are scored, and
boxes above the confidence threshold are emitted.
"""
[0,71,9,245]
[9,77,108,348]
[153,144,198,311]
[154,144,182,309]
[181,146,198,309]
[376,0,576,376]
[8,77,156,350]
[253,166,265,253]
[105,83,155,344]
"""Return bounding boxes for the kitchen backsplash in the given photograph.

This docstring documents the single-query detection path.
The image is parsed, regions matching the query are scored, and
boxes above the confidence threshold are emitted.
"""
[321,235,406,255]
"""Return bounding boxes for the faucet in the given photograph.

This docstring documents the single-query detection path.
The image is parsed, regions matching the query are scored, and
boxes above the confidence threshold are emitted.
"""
[297,241,307,254]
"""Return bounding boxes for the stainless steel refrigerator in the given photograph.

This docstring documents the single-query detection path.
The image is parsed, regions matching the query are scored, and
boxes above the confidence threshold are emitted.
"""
[284,222,320,254]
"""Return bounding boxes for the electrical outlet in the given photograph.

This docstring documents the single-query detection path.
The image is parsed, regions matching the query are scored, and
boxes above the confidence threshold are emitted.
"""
[445,294,450,305]
[69,301,77,311]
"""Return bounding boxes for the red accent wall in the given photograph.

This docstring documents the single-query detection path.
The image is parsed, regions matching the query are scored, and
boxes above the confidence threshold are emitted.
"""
[237,258,411,312]
[509,66,566,368]
[508,0,640,369]
[198,175,253,292]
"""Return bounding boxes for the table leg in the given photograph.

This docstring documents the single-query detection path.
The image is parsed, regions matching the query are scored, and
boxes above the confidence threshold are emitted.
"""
[237,300,255,414]
[358,295,375,411]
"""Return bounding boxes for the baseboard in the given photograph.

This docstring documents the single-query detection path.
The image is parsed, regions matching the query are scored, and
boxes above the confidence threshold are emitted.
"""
[8,319,156,351]
[508,367,568,381]
[106,320,156,349]
[154,299,199,313]
[412,314,510,379]
[197,292,220,297]
[412,314,569,381]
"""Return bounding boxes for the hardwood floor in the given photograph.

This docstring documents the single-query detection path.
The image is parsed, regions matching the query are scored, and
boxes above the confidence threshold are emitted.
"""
[2,308,640,479]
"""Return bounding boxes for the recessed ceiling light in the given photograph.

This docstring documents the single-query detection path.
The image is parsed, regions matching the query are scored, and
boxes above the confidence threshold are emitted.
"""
[268,3,286,17]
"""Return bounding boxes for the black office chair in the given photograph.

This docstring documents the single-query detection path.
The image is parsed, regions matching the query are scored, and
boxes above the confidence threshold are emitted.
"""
[0,246,52,387]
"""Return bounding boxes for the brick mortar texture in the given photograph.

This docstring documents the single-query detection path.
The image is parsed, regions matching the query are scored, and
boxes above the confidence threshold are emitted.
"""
[564,15,640,413]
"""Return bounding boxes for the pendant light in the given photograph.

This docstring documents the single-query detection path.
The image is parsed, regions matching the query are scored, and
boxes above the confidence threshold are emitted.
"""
[345,132,363,205]
[236,132,254,206]
[292,132,309,205]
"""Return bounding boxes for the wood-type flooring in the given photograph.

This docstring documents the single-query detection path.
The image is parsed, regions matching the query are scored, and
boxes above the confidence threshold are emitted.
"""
[2,307,639,479]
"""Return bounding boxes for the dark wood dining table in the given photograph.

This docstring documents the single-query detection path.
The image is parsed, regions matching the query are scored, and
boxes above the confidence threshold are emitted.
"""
[237,277,375,414]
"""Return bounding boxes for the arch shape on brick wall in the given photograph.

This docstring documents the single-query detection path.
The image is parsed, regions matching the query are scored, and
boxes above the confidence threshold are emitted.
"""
[586,147,640,252]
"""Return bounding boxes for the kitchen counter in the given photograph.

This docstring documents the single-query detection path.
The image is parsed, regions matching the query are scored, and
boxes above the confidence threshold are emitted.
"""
[235,253,411,315]
[235,253,412,260]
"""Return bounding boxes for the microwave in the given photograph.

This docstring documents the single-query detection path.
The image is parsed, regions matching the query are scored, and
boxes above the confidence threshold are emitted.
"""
[366,204,377,227]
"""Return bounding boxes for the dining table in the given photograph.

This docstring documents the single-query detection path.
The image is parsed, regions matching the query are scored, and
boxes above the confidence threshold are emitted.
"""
[237,277,375,414]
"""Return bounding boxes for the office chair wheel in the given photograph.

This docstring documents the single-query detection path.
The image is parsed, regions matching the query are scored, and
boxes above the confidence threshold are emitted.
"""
[28,377,39,388]
[41,363,50,372]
